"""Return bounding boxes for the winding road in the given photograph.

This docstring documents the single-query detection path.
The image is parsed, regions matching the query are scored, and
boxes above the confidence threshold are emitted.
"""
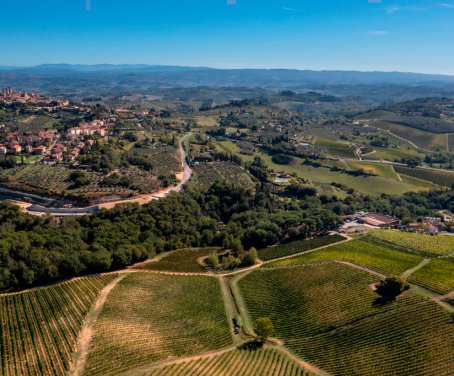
[1,133,193,216]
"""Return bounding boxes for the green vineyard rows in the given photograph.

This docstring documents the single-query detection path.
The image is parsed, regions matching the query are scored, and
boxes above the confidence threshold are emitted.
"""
[369,230,454,257]
[296,295,454,376]
[84,273,231,376]
[239,264,454,375]
[258,235,344,261]
[0,274,117,376]
[134,248,219,273]
[408,258,454,294]
[266,239,423,276]
[146,348,317,376]
[394,165,454,187]
[239,263,380,338]
[193,162,255,191]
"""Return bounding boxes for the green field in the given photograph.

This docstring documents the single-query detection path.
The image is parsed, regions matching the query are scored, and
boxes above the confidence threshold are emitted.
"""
[258,235,345,261]
[0,274,118,376]
[365,147,426,162]
[408,258,454,294]
[192,162,255,191]
[261,154,428,196]
[297,295,454,376]
[145,348,316,376]
[266,238,424,276]
[369,230,454,257]
[394,165,454,187]
[84,273,231,376]
[239,263,380,337]
[134,248,220,273]
[370,120,447,151]
[345,160,400,179]
[238,264,454,376]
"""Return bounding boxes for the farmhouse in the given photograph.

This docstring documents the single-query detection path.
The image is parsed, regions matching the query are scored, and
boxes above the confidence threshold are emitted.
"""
[359,213,401,228]
[0,145,6,154]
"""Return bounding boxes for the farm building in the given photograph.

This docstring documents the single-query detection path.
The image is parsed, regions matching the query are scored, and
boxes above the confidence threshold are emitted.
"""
[359,213,400,228]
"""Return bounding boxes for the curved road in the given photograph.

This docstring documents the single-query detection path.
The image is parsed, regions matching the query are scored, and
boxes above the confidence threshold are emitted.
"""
[1,133,193,216]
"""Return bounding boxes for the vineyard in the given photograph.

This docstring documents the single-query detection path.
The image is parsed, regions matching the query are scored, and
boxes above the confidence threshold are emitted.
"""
[134,248,220,273]
[369,230,454,257]
[238,264,454,375]
[408,258,454,294]
[145,348,317,376]
[239,263,380,338]
[0,162,175,200]
[0,274,118,376]
[266,239,423,276]
[394,165,454,187]
[295,295,454,376]
[258,235,345,261]
[142,146,182,176]
[83,273,231,376]
[192,162,255,191]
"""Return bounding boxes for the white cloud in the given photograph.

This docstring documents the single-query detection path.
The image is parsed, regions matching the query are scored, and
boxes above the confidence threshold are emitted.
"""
[368,30,389,36]
[282,7,300,12]
[439,2,454,8]
[386,5,426,14]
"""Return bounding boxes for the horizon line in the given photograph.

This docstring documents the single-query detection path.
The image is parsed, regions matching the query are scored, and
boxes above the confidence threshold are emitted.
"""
[0,63,454,77]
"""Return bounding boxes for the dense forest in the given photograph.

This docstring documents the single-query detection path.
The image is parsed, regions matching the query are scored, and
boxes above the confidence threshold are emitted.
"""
[1,181,453,291]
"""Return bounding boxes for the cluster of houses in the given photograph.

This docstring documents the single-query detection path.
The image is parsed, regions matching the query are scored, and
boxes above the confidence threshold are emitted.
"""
[0,130,58,156]
[43,140,95,163]
[342,211,454,234]
[0,119,112,163]
[0,87,69,107]
[66,120,115,139]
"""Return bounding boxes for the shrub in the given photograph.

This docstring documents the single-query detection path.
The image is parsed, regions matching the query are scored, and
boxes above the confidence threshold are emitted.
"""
[376,276,410,298]
[254,317,275,339]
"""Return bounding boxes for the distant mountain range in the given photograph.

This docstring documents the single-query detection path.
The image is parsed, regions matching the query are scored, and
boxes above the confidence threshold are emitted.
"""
[1,64,454,103]
[0,64,453,86]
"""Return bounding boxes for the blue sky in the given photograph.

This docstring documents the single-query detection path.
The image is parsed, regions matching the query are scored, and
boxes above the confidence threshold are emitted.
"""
[1,0,454,74]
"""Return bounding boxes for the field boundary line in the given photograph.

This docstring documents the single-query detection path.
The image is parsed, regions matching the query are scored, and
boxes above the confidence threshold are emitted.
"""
[267,345,331,376]
[219,276,243,345]
[401,258,431,279]
[262,235,352,265]
[69,273,128,376]
[116,344,239,376]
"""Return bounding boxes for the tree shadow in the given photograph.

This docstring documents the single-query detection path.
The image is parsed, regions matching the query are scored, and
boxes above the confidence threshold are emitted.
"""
[372,295,396,307]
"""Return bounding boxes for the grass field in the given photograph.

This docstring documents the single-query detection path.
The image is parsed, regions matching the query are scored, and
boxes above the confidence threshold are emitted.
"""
[408,258,454,294]
[213,141,430,195]
[134,248,220,273]
[258,235,345,261]
[0,274,117,376]
[369,230,454,257]
[266,238,424,276]
[260,154,428,196]
[84,273,231,376]
[345,161,400,179]
[238,264,454,376]
[365,147,426,162]
[145,348,316,376]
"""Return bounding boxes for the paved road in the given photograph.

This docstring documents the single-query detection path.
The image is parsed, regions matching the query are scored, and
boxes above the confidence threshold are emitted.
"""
[1,133,193,216]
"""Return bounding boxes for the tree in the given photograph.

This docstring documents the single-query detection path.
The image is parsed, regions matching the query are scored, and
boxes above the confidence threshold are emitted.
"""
[376,276,410,298]
[242,247,258,266]
[254,317,275,339]
[206,251,220,269]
